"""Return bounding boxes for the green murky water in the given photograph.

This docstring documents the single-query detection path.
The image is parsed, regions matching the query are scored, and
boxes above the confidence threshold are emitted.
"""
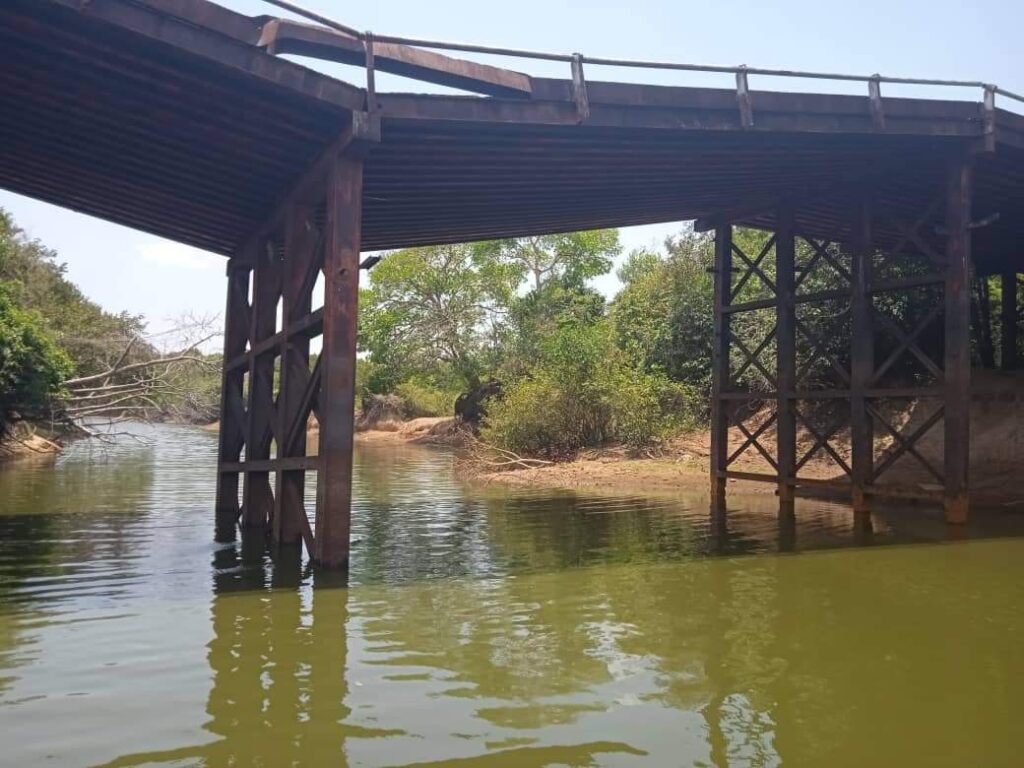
[0,424,1021,767]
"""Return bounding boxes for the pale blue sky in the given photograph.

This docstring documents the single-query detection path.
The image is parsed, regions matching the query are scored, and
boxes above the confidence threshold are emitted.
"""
[2,0,1020,335]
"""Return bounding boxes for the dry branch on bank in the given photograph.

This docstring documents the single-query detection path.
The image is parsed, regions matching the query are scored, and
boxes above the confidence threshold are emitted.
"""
[458,434,554,473]
[60,318,221,433]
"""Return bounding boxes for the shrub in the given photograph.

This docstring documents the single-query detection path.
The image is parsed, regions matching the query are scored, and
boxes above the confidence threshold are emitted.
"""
[482,319,696,458]
[394,379,457,418]
[0,284,73,434]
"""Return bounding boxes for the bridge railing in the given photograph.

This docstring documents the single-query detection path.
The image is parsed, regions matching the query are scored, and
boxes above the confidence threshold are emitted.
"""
[260,0,1023,131]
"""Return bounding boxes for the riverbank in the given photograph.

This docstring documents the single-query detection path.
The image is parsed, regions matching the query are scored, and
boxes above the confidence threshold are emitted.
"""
[0,422,67,462]
[382,396,1024,506]
[190,383,1024,505]
[473,431,790,496]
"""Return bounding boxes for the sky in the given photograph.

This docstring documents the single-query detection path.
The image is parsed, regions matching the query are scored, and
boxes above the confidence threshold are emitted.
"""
[1,0,1020,337]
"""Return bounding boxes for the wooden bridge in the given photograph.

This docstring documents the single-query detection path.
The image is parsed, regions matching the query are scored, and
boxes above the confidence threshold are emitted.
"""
[3,0,1023,566]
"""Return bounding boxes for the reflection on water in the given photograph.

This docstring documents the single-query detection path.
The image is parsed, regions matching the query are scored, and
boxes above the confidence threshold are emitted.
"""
[0,424,1022,766]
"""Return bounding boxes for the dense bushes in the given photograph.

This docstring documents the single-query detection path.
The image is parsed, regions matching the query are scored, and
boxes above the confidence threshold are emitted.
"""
[0,286,72,434]
[481,320,695,457]
[394,379,459,418]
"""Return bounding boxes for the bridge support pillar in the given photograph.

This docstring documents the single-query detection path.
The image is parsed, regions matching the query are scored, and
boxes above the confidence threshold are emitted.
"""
[709,225,731,508]
[314,153,363,568]
[943,157,973,525]
[707,158,974,526]
[849,198,874,516]
[214,114,378,569]
[214,260,252,541]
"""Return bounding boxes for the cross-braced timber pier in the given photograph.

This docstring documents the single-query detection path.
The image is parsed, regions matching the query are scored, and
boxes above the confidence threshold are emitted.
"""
[2,0,1023,567]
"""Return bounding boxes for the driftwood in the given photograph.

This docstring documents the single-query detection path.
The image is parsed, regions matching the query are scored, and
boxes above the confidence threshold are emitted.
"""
[459,433,553,473]
[61,318,220,435]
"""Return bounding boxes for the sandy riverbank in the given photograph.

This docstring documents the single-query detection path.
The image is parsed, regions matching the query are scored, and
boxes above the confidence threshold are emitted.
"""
[193,375,1024,506]
[0,423,65,462]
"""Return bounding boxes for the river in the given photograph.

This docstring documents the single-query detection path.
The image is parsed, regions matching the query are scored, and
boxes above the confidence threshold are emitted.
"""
[0,423,1021,766]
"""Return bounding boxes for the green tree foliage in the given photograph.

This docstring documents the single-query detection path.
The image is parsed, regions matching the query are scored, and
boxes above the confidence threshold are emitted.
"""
[611,233,717,396]
[496,230,620,291]
[0,285,73,434]
[504,280,607,374]
[0,210,146,377]
[358,242,519,392]
[358,228,701,454]
[482,318,692,457]
[0,210,220,430]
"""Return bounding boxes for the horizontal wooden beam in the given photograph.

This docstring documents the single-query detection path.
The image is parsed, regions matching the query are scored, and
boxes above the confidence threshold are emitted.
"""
[225,307,324,372]
[220,456,322,473]
[258,18,533,98]
[717,470,943,501]
[718,386,952,399]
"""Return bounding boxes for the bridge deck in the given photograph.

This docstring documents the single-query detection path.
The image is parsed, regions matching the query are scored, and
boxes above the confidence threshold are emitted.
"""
[2,0,1022,274]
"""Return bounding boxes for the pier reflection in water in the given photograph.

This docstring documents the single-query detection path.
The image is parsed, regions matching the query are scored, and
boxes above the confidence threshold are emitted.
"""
[0,425,1021,766]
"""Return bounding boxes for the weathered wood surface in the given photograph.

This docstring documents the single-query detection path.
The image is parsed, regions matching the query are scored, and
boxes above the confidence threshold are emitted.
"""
[944,159,973,524]
[257,18,533,98]
[315,153,363,568]
[709,226,732,504]
[774,208,796,506]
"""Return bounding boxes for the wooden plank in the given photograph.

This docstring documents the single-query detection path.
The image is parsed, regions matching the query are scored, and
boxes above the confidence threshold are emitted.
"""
[273,202,318,548]
[241,242,281,532]
[943,158,973,524]
[225,308,324,372]
[314,153,364,568]
[221,456,322,472]
[375,88,985,137]
[47,0,364,111]
[720,470,943,501]
[257,18,533,98]
[214,257,252,540]
[775,207,797,505]
[708,225,733,501]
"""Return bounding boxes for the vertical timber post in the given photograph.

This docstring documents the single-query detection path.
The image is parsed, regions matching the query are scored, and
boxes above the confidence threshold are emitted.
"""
[215,259,252,540]
[314,152,364,568]
[850,200,874,514]
[710,225,732,506]
[775,206,797,509]
[274,203,317,547]
[944,158,973,525]
[1001,272,1018,371]
[241,244,281,532]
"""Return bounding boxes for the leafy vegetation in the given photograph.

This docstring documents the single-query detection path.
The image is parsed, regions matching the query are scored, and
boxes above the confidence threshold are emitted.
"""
[0,209,219,438]
[358,228,708,457]
[0,285,73,434]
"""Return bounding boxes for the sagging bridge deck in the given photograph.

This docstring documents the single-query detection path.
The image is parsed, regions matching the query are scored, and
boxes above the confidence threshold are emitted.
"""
[2,0,1023,566]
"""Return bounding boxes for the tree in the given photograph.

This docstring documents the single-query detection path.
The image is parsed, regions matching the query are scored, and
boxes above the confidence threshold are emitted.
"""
[611,231,716,395]
[359,242,518,391]
[496,230,620,291]
[0,210,221,433]
[0,209,147,377]
[0,284,73,434]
